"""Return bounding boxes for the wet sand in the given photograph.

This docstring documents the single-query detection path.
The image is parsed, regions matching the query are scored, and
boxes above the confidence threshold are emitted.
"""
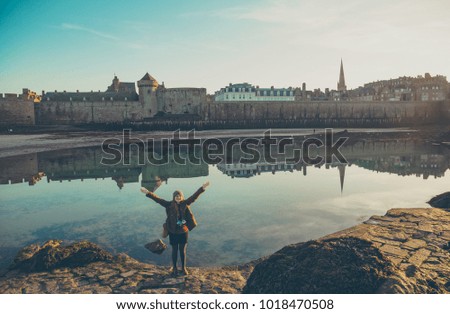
[0,128,415,158]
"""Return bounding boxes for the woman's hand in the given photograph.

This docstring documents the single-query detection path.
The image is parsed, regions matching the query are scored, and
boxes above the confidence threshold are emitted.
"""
[140,187,150,194]
[202,181,210,190]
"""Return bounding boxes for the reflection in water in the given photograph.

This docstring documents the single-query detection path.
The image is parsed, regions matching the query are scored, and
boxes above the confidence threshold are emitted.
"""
[1,138,448,189]
[0,135,449,270]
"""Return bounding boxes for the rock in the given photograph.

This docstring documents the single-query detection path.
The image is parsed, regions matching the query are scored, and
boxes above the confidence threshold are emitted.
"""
[243,237,393,294]
[428,192,450,209]
[1,239,252,294]
[401,239,427,250]
[244,208,450,294]
[10,240,113,272]
[408,249,431,267]
[120,270,136,278]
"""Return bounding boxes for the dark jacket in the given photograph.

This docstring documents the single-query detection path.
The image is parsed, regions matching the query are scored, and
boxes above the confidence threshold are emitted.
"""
[146,187,205,234]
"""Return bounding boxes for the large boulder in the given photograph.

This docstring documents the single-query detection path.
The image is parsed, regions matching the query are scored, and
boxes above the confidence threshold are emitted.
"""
[10,240,113,272]
[243,237,393,294]
[428,192,450,209]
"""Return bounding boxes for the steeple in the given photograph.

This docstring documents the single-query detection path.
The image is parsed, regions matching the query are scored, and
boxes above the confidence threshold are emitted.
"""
[337,58,347,91]
[338,164,346,194]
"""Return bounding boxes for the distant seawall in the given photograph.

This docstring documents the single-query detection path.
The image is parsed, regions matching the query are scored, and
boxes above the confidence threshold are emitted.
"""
[1,95,449,129]
[36,99,146,124]
[0,94,35,126]
[200,100,450,128]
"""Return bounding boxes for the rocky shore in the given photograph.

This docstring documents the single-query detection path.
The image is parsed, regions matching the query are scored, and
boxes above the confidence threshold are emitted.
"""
[0,240,255,294]
[1,205,450,294]
[244,207,450,293]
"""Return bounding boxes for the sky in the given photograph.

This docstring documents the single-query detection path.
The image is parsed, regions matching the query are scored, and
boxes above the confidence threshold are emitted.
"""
[1,0,449,94]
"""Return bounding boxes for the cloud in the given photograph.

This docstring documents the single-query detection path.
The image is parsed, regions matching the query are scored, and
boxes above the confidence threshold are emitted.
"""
[61,23,119,41]
[60,23,149,50]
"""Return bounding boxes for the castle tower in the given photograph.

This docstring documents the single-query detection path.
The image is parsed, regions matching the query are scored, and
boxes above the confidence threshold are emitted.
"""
[337,59,347,92]
[112,75,119,92]
[137,72,159,117]
[106,75,121,92]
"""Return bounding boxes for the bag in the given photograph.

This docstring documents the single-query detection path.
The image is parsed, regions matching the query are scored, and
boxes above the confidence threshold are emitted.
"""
[144,239,167,255]
[185,207,198,231]
[162,223,168,238]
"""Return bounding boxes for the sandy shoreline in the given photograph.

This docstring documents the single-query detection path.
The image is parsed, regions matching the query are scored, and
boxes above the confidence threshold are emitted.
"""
[0,128,414,158]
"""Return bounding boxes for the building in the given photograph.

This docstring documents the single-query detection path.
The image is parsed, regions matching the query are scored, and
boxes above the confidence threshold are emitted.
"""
[106,75,137,94]
[22,88,42,103]
[36,73,207,124]
[215,83,295,101]
[353,73,449,101]
[217,162,295,178]
[414,73,448,101]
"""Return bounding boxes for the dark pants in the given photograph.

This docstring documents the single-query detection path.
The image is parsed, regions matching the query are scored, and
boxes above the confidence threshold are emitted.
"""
[169,232,188,270]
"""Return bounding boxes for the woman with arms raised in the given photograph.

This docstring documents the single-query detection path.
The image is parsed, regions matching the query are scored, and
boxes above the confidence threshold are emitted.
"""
[140,181,210,276]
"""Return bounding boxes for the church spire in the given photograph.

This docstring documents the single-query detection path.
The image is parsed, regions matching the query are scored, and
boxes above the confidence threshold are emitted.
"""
[337,58,347,91]
[338,164,346,194]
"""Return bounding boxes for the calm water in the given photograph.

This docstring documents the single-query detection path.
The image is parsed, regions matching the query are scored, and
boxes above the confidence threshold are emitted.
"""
[0,133,449,269]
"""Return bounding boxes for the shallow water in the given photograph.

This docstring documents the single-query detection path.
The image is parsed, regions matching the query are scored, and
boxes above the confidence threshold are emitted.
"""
[0,134,449,269]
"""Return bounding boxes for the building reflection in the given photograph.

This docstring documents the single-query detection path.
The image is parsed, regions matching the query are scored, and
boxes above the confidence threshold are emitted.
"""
[0,137,448,193]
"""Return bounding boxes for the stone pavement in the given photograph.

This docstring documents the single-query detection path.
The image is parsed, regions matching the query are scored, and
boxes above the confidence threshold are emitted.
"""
[320,208,450,293]
[0,252,254,294]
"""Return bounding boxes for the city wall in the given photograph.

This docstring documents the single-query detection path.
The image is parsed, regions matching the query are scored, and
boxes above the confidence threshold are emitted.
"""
[0,94,35,125]
[157,88,206,114]
[3,95,449,128]
[35,88,207,125]
[200,100,450,128]
[36,100,148,124]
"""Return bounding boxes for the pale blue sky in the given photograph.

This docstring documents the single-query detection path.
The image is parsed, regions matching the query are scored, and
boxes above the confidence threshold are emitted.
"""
[1,0,449,94]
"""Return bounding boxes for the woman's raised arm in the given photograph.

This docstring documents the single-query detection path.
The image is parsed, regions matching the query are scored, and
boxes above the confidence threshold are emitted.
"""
[185,181,210,205]
[140,187,170,207]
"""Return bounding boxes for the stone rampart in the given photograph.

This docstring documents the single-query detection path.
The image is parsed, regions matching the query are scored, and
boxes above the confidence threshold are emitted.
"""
[10,93,450,128]
[36,100,148,124]
[36,88,207,124]
[202,100,448,127]
[0,94,35,125]
[158,88,206,114]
